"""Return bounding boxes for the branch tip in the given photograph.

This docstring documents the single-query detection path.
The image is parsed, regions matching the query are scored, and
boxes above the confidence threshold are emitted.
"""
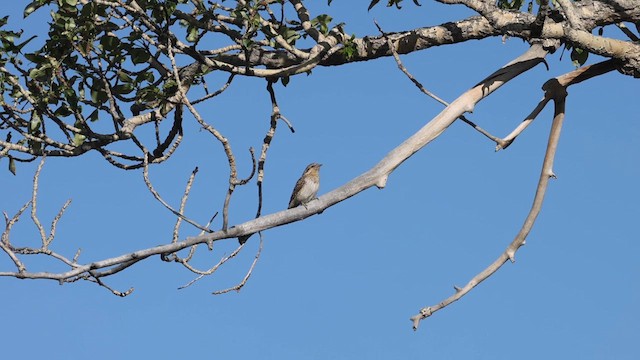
[115,287,134,297]
[412,317,421,331]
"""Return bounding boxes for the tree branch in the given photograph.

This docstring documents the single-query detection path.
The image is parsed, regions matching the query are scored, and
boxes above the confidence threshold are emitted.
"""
[0,43,548,287]
[410,59,618,331]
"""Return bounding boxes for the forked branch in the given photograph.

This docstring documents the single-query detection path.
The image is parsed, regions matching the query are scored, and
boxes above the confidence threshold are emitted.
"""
[410,59,618,331]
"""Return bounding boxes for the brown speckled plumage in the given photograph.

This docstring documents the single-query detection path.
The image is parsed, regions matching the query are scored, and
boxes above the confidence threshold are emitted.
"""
[288,163,321,209]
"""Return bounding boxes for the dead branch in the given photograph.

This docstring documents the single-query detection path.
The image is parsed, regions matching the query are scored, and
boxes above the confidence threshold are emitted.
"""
[498,59,619,150]
[255,81,285,220]
[213,233,264,294]
[172,167,201,243]
[498,94,552,150]
[0,44,548,295]
[192,74,236,105]
[409,60,618,331]
[389,38,505,145]
[31,157,48,246]
[178,241,247,289]
[1,201,30,273]
[141,150,213,233]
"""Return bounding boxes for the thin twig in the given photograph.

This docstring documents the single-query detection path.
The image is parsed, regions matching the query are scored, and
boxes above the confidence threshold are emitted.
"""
[177,241,246,289]
[213,232,263,294]
[1,202,31,272]
[46,199,72,248]
[278,114,295,133]
[172,166,201,243]
[87,272,134,297]
[168,212,218,266]
[31,157,48,247]
[142,152,213,233]
[192,74,236,105]
[378,23,504,146]
[498,95,552,150]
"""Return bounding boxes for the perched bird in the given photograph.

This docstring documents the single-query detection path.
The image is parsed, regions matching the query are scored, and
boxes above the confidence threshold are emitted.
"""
[288,163,322,209]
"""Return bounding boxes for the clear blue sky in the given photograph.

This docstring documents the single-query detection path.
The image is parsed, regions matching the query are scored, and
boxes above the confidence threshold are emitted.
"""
[2,2,639,359]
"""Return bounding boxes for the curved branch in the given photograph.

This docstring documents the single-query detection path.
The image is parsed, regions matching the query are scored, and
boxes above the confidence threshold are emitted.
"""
[142,151,213,233]
[0,42,547,287]
[409,59,618,331]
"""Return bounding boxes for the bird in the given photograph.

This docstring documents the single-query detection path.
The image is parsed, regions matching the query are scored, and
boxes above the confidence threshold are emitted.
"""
[288,163,322,209]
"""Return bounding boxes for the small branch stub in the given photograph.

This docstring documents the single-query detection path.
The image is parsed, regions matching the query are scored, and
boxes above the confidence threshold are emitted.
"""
[411,306,432,331]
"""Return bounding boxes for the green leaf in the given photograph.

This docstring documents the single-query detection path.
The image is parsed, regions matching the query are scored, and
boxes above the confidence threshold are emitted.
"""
[73,119,86,145]
[87,109,99,122]
[27,112,43,150]
[340,35,357,60]
[163,79,178,96]
[8,156,16,175]
[242,38,254,49]
[99,34,120,51]
[30,112,41,132]
[136,71,155,84]
[54,104,73,117]
[64,87,79,108]
[24,1,44,18]
[117,71,133,83]
[186,26,199,43]
[368,0,381,11]
[311,14,332,35]
[29,59,53,78]
[137,85,162,103]
[130,47,150,64]
[113,83,134,95]
[164,0,178,16]
[570,47,589,67]
[90,85,108,104]
[72,132,86,146]
[24,53,45,63]
[13,35,37,52]
[278,27,300,45]
[64,17,76,31]
[99,21,120,33]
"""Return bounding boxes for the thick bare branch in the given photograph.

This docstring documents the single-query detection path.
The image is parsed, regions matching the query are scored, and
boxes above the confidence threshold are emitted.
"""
[381,26,505,147]
[499,59,619,150]
[409,59,618,331]
[0,43,548,286]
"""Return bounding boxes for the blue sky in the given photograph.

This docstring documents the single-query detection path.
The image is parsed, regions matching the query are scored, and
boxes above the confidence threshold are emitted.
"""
[1,1,639,359]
